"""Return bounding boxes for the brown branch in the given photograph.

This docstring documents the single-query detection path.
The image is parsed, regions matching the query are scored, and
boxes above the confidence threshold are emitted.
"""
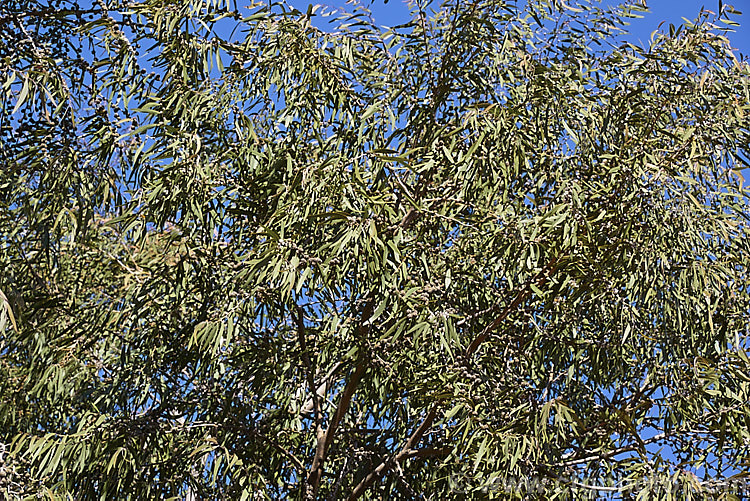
[307,358,367,498]
[305,301,373,499]
[399,405,439,455]
[400,208,420,228]
[465,257,559,357]
[557,433,666,468]
[219,416,306,473]
[346,456,391,501]
[348,405,439,500]
[347,256,560,499]
[464,288,531,357]
[403,447,451,459]
[250,428,306,473]
[293,305,322,435]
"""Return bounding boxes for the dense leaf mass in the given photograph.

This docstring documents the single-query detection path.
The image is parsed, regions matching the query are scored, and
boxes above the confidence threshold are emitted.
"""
[1,0,750,498]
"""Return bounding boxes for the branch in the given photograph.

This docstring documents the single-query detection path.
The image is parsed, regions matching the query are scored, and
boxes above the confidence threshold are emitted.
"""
[568,479,628,493]
[298,361,344,416]
[251,428,306,473]
[557,433,666,467]
[400,405,439,455]
[464,287,530,357]
[348,405,439,500]
[348,257,560,499]
[293,305,322,436]
[305,301,373,499]
[465,257,558,357]
[219,417,306,473]
[403,447,451,459]
[346,454,390,501]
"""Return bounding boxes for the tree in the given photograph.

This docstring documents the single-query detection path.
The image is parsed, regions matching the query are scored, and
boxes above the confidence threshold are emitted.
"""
[1,0,750,498]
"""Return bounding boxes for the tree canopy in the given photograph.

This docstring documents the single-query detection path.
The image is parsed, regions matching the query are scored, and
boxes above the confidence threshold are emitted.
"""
[1,0,750,498]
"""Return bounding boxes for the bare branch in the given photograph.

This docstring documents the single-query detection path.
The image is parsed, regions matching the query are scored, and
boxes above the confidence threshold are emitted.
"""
[465,257,558,357]
[348,405,439,500]
[557,433,666,467]
[306,301,373,499]
[293,304,322,436]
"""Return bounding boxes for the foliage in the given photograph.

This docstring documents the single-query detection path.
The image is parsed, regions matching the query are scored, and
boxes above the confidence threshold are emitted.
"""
[1,0,750,498]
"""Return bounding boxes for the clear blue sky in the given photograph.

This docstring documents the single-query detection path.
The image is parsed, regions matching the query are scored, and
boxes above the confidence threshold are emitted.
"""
[289,0,750,56]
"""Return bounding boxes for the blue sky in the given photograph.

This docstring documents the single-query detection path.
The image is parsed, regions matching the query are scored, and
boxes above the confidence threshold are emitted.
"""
[287,0,750,56]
